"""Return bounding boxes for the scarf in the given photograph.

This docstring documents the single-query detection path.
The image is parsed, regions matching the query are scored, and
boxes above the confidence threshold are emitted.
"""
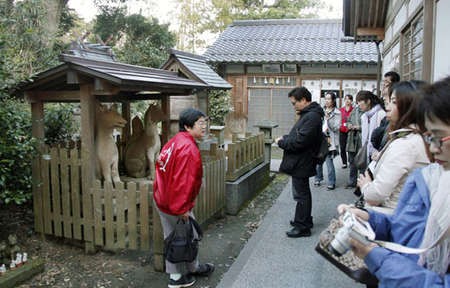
[419,164,450,277]
[361,104,383,160]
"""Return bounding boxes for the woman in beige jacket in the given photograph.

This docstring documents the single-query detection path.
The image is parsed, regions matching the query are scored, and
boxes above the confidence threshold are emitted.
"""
[357,81,430,214]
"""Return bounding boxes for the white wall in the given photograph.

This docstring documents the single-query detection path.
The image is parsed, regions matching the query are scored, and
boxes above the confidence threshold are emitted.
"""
[433,0,450,81]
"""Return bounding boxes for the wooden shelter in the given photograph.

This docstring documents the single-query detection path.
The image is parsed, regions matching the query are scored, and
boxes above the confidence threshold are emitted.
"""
[17,43,228,253]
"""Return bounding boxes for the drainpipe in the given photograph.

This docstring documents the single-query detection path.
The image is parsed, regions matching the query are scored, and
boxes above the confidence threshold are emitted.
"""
[375,40,382,97]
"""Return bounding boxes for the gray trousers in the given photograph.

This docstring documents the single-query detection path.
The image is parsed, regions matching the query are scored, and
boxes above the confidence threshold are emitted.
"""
[156,206,199,274]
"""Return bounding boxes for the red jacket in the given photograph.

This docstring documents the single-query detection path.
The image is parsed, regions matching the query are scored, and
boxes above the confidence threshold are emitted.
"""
[153,132,203,215]
[339,106,353,133]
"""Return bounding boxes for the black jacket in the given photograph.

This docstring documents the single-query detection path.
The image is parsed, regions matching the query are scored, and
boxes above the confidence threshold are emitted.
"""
[278,102,324,178]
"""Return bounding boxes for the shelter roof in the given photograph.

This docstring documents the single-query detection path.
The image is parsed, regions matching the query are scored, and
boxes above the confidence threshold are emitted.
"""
[161,49,231,89]
[204,18,378,64]
[16,50,208,101]
[342,0,388,42]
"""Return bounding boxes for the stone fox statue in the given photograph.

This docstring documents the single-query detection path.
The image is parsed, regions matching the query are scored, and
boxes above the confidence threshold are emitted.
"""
[95,103,127,183]
[125,104,165,179]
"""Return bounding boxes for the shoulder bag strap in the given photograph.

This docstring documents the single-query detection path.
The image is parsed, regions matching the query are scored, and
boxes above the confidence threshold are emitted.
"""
[374,226,450,254]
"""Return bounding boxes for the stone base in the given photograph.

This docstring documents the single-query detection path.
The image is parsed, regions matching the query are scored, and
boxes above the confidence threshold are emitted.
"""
[225,161,273,215]
[0,258,45,288]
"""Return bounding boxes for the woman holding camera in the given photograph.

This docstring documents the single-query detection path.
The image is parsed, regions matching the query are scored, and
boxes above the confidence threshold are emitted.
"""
[338,77,450,287]
[357,81,430,214]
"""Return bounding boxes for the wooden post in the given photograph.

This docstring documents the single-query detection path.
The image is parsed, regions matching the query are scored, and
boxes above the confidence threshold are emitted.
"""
[121,101,131,162]
[422,0,433,82]
[152,204,165,271]
[161,94,170,145]
[30,96,45,238]
[80,84,96,253]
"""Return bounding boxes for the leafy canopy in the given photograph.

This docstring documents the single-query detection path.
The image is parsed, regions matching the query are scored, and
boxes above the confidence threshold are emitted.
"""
[93,4,176,68]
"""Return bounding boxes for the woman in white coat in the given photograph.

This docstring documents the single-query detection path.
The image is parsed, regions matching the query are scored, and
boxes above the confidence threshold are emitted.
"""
[357,90,386,170]
[314,92,341,190]
[357,81,430,214]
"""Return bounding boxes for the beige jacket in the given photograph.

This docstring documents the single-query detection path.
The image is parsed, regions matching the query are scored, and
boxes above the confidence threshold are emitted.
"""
[362,129,430,214]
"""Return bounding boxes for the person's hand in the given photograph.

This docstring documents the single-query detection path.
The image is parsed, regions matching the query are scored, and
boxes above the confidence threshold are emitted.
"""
[337,204,369,221]
[357,171,372,189]
[179,211,190,221]
[347,123,353,130]
[349,238,377,259]
[371,151,380,161]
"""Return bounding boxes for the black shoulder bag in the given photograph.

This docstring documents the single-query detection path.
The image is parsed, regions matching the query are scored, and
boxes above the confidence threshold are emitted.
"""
[164,217,203,263]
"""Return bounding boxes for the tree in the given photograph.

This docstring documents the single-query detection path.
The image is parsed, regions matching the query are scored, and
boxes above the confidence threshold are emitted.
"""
[93,8,176,68]
[175,0,210,53]
[174,0,323,52]
[0,0,76,91]
[0,0,78,205]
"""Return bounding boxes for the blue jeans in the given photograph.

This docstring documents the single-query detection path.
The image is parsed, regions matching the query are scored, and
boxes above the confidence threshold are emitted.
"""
[314,153,336,186]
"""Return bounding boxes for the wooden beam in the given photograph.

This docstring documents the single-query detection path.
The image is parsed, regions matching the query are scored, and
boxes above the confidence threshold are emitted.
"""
[94,78,120,95]
[356,27,385,40]
[25,90,80,102]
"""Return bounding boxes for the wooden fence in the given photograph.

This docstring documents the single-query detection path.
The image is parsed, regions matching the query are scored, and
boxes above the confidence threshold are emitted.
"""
[34,143,226,253]
[226,133,265,181]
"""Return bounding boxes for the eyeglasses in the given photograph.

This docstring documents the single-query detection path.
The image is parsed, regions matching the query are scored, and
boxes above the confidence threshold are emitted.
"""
[291,100,297,106]
[195,120,208,127]
[423,135,450,149]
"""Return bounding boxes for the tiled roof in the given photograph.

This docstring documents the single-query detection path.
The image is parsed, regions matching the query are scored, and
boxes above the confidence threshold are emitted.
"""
[204,19,378,64]
[162,49,232,89]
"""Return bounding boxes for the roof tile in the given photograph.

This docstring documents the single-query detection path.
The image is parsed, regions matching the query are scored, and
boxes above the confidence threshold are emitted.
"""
[204,19,377,63]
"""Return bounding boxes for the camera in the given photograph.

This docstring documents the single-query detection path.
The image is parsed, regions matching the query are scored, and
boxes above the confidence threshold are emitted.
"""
[328,211,375,257]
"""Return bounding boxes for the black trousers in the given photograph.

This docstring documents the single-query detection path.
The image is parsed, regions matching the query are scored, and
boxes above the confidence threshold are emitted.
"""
[339,132,348,165]
[292,176,313,229]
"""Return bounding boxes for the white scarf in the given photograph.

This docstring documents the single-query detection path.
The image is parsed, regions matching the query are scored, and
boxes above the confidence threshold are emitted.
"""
[419,164,450,276]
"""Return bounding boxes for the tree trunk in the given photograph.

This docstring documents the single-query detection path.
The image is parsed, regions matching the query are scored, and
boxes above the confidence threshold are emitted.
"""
[42,0,68,47]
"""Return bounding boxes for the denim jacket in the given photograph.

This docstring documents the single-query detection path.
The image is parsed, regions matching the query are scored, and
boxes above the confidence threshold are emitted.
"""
[364,164,449,287]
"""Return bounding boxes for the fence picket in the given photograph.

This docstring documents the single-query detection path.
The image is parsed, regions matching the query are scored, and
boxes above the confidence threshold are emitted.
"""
[127,182,137,249]
[41,147,52,234]
[60,148,72,239]
[70,149,82,240]
[116,182,125,248]
[50,147,62,236]
[104,182,114,249]
[139,183,150,250]
[93,181,103,246]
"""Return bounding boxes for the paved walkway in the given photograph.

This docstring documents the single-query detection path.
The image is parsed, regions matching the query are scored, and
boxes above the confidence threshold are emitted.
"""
[218,159,365,288]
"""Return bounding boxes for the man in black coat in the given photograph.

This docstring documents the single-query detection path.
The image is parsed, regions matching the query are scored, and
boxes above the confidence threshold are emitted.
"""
[276,86,324,238]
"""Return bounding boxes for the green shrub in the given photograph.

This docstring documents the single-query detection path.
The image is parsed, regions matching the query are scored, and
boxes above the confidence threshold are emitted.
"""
[44,103,78,145]
[208,89,232,125]
[0,98,78,205]
[0,96,35,205]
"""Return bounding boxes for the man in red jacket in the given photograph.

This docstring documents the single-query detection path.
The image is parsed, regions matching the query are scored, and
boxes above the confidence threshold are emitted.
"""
[154,108,214,288]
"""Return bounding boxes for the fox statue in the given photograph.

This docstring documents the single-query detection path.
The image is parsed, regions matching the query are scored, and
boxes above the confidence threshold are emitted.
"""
[95,103,127,183]
[125,104,165,179]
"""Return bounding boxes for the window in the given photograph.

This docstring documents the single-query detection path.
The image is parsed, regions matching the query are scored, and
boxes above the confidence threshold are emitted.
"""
[401,12,423,80]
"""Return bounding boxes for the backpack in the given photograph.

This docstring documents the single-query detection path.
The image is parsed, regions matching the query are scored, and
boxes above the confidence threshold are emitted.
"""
[164,217,203,263]
[313,132,329,165]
